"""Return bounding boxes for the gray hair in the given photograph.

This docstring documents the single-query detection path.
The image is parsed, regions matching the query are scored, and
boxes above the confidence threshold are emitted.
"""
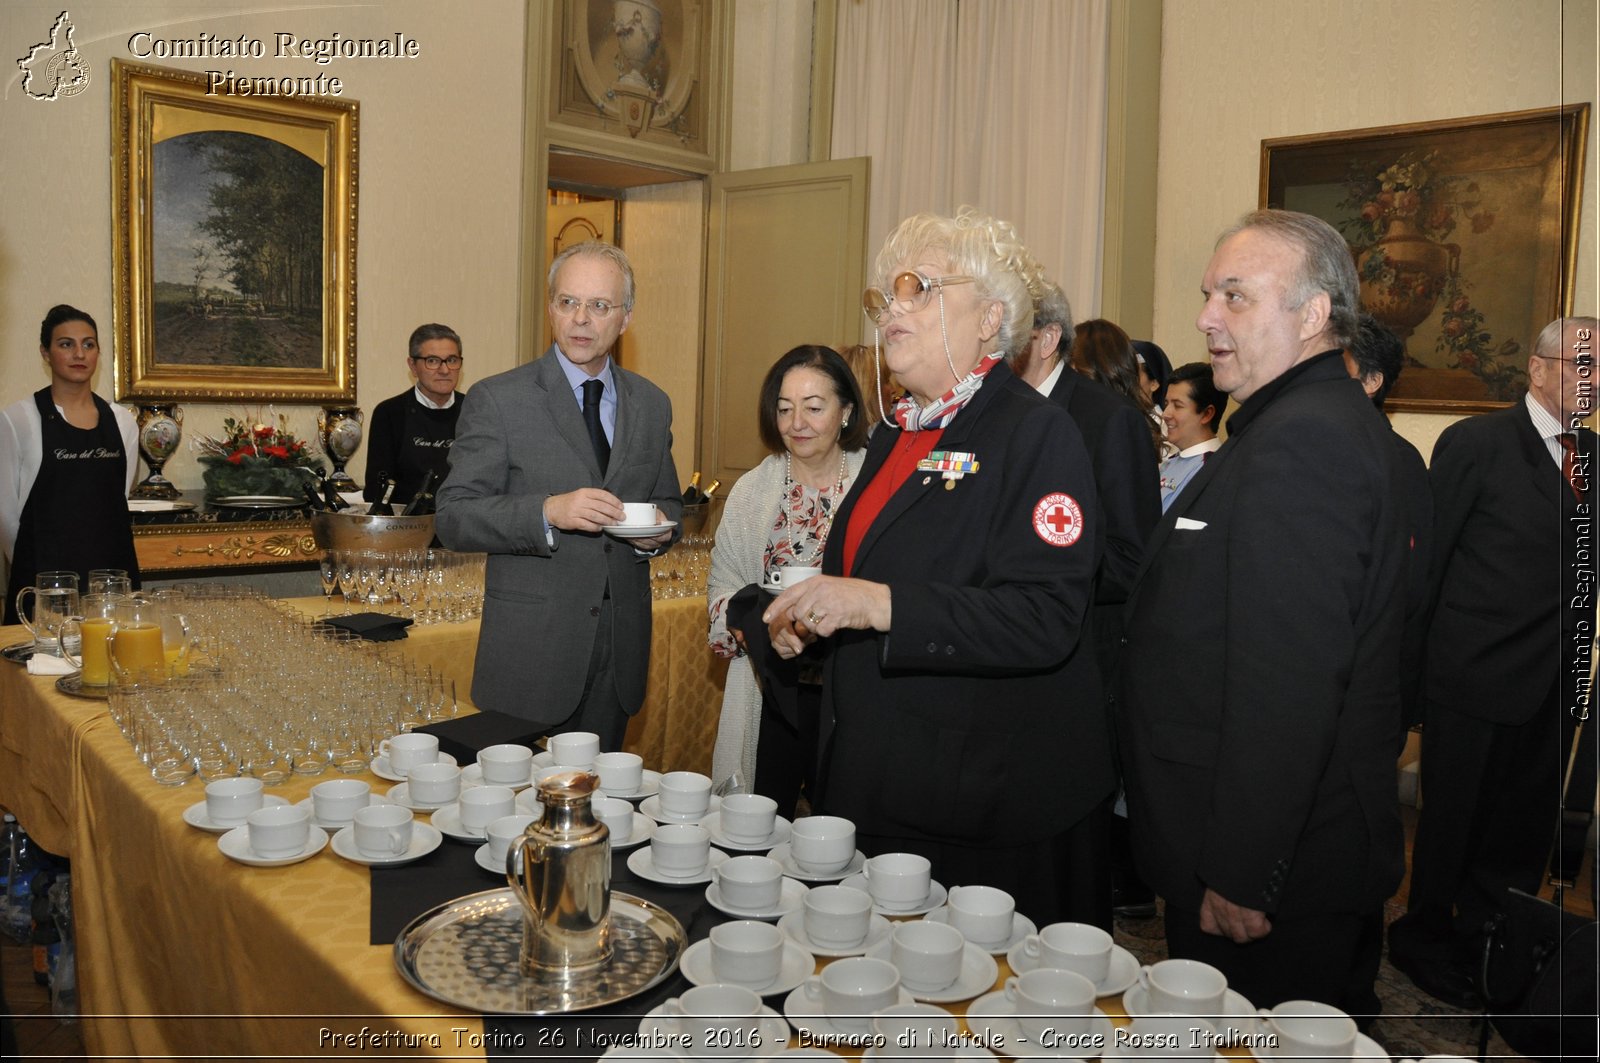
[407,322,461,360]
[874,206,1045,361]
[1533,316,1600,360]
[547,241,636,312]
[1220,209,1359,349]
[1033,281,1074,337]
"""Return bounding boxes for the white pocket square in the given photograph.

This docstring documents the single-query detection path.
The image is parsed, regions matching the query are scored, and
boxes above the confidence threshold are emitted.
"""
[1175,517,1208,530]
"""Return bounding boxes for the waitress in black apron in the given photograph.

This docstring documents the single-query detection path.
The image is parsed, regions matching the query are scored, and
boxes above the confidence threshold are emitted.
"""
[2,305,140,625]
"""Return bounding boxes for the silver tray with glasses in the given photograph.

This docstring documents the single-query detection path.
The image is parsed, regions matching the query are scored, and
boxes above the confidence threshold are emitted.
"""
[393,889,686,1015]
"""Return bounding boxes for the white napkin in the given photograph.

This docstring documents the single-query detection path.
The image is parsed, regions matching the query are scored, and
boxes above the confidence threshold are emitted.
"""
[27,653,77,676]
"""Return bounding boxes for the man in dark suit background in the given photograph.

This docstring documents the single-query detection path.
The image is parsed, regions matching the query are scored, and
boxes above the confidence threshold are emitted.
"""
[436,243,681,749]
[1120,210,1406,1018]
[1388,316,1599,1008]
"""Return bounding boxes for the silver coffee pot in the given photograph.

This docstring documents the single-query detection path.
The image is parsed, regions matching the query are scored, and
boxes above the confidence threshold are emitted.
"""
[506,770,611,975]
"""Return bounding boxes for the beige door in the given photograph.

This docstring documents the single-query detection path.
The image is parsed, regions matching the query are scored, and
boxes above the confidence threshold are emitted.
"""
[698,157,870,491]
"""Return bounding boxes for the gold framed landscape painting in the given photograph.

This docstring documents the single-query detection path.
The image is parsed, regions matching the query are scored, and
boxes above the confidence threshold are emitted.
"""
[1261,105,1588,413]
[111,60,359,403]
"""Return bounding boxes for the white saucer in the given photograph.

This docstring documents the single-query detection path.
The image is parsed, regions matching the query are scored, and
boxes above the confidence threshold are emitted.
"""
[777,909,896,958]
[603,812,658,850]
[767,843,868,883]
[217,825,328,867]
[966,991,1114,1059]
[1007,942,1139,999]
[782,983,915,1041]
[865,938,999,1003]
[531,750,555,770]
[513,789,545,816]
[182,795,289,834]
[639,1002,787,1060]
[602,768,663,801]
[475,843,511,875]
[604,520,678,538]
[925,907,1038,953]
[640,793,722,824]
[330,823,442,866]
[429,802,496,842]
[292,792,395,833]
[1123,985,1263,1042]
[385,782,457,812]
[460,763,534,791]
[626,845,730,885]
[838,873,948,915]
[369,751,457,783]
[706,877,810,921]
[702,812,792,852]
[680,937,815,997]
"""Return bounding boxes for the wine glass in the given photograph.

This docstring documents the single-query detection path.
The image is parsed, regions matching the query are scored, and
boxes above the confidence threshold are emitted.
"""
[318,550,340,616]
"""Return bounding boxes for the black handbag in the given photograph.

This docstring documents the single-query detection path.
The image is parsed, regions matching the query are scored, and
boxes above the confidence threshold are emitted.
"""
[1477,888,1598,1062]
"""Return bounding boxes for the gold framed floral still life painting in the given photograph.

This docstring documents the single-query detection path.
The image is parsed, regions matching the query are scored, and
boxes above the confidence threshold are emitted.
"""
[1261,104,1588,413]
[111,60,359,403]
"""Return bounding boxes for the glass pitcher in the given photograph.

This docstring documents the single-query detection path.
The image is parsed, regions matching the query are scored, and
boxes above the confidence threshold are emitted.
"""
[106,597,190,684]
[14,570,79,657]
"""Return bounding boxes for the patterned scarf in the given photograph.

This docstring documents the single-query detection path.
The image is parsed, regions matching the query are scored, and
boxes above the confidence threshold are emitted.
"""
[892,353,1004,431]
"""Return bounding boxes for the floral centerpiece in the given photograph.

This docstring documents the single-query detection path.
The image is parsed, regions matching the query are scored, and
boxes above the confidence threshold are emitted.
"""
[192,412,325,501]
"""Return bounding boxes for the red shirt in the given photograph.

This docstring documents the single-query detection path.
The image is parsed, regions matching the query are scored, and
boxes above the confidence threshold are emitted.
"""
[841,428,944,576]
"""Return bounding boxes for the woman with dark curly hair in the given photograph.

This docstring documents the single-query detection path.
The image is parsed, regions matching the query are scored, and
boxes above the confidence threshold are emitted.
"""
[1072,318,1164,454]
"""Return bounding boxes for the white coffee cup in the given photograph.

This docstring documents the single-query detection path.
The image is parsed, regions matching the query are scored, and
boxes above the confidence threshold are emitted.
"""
[593,796,635,842]
[477,743,534,785]
[310,778,370,825]
[945,884,1015,945]
[769,565,821,590]
[871,1002,960,1059]
[801,956,900,1033]
[594,751,644,795]
[804,884,873,948]
[1023,921,1114,985]
[458,785,516,830]
[246,803,311,858]
[660,983,764,1060]
[889,919,965,993]
[380,732,438,774]
[1120,1014,1218,1058]
[548,731,601,768]
[406,761,462,805]
[1138,958,1228,1015]
[788,815,855,874]
[621,502,658,527]
[658,771,713,818]
[353,803,414,857]
[1257,1000,1358,1062]
[861,852,931,910]
[486,814,537,866]
[718,793,778,844]
[205,777,264,825]
[712,854,784,912]
[1004,968,1096,1043]
[710,919,785,988]
[650,823,711,877]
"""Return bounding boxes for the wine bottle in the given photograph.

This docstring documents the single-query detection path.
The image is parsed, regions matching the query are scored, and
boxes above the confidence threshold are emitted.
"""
[402,469,441,516]
[321,474,348,512]
[682,471,703,503]
[368,478,398,516]
[702,478,722,502]
[301,482,327,511]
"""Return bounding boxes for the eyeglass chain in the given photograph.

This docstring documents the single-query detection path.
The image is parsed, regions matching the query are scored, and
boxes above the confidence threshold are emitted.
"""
[873,285,963,429]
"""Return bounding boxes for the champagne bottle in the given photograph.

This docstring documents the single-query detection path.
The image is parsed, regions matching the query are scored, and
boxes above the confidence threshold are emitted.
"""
[301,482,327,511]
[682,471,703,503]
[368,478,398,516]
[702,478,722,502]
[402,469,441,516]
[322,475,348,512]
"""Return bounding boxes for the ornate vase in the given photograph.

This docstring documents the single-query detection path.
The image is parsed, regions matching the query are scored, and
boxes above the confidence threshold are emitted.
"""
[130,403,183,500]
[318,406,363,494]
[1357,218,1460,341]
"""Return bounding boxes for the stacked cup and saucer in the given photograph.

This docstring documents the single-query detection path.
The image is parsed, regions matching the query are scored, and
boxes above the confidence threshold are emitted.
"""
[1117,957,1263,1052]
[782,955,914,1042]
[680,918,815,998]
[371,731,458,784]
[637,983,788,1060]
[866,918,998,1004]
[705,854,808,921]
[433,784,517,843]
[459,742,536,790]
[592,749,662,802]
[331,803,440,867]
[627,819,728,885]
[966,966,1116,1060]
[589,791,655,851]
[473,812,538,873]
[641,770,721,824]
[768,816,866,882]
[294,778,395,833]
[218,803,328,867]
[925,884,1038,954]
[779,883,894,957]
[1007,922,1139,998]
[184,777,289,834]
[840,851,945,915]
[379,733,462,811]
[701,793,791,852]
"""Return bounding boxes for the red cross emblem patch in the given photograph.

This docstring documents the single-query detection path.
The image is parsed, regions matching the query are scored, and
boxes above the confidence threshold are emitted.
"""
[1032,493,1083,547]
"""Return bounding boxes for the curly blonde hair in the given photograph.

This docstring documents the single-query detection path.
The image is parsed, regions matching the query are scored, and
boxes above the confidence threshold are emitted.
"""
[873,206,1045,361]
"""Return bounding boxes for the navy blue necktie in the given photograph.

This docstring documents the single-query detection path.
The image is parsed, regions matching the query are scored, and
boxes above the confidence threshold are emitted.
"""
[582,378,610,474]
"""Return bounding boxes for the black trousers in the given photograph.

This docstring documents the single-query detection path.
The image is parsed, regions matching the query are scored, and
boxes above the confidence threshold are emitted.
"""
[557,598,629,752]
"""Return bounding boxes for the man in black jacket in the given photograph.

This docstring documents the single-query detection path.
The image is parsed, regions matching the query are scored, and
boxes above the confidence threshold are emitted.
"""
[363,323,465,505]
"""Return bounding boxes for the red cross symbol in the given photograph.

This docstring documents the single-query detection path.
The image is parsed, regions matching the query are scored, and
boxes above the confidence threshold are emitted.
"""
[1032,492,1083,547]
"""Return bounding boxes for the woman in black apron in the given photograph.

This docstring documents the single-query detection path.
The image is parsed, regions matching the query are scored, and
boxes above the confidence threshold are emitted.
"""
[2,305,139,625]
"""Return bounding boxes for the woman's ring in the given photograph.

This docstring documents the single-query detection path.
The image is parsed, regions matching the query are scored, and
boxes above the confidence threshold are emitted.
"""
[806,610,822,626]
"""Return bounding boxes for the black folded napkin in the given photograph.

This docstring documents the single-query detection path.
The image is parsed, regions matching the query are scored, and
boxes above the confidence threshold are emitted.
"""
[369,838,485,943]
[417,710,547,764]
[324,612,413,641]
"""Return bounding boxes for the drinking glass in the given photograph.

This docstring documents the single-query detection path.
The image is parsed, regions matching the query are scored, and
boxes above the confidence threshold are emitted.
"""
[318,550,340,615]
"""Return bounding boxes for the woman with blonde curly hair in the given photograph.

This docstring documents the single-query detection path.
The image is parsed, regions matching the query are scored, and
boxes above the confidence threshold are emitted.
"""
[764,207,1113,925]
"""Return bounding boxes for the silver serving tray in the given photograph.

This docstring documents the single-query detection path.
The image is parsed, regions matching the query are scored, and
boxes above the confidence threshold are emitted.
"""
[56,673,109,701]
[393,889,685,1015]
[2,640,35,665]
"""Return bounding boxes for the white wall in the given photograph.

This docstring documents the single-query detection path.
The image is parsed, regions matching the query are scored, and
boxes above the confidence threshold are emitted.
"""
[1153,0,1598,456]
[0,0,527,489]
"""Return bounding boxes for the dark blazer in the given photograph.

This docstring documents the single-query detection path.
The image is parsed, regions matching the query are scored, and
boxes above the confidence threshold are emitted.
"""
[1421,400,1594,725]
[436,347,681,726]
[1119,352,1407,917]
[1392,429,1433,728]
[818,363,1113,847]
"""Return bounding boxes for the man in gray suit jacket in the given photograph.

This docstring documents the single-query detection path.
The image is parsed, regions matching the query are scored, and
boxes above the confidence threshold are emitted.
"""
[436,242,682,748]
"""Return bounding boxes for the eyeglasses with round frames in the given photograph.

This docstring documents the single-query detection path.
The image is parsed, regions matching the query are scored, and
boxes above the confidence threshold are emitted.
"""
[551,295,623,320]
[411,355,463,370]
[862,271,975,326]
